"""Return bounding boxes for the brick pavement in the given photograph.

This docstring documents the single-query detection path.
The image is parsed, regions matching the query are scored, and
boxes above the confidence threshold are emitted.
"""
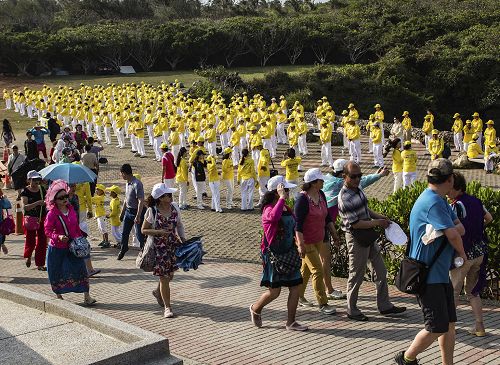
[1,238,499,365]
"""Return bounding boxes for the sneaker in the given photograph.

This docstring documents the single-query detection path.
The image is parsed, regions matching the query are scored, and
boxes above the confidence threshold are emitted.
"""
[380,306,407,316]
[319,304,336,315]
[285,321,308,331]
[298,297,314,307]
[197,205,205,210]
[164,307,174,318]
[327,289,347,300]
[394,351,418,365]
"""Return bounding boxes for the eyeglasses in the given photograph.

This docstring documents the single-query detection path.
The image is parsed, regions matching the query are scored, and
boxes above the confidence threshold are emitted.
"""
[348,173,363,179]
[56,195,69,201]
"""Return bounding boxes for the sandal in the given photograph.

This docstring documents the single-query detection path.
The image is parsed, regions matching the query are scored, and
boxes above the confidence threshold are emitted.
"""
[285,321,308,332]
[1,244,8,254]
[249,304,262,328]
[84,297,97,306]
[37,266,47,271]
[347,313,369,322]
[88,269,101,277]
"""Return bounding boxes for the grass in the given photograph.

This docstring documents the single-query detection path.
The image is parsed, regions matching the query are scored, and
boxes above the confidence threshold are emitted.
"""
[0,65,314,136]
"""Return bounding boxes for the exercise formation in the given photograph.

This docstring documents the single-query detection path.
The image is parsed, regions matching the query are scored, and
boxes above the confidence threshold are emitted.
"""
[0,81,497,365]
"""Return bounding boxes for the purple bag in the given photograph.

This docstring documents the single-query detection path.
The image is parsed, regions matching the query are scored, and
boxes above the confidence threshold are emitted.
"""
[0,214,15,235]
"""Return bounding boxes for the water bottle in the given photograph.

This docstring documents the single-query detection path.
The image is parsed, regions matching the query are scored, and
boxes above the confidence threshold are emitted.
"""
[454,257,464,268]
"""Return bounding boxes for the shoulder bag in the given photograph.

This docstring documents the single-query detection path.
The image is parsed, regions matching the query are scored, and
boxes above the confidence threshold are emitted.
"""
[0,209,15,235]
[263,227,301,275]
[395,238,447,295]
[269,159,278,178]
[136,207,157,272]
[348,189,380,247]
[23,188,44,231]
[58,215,90,258]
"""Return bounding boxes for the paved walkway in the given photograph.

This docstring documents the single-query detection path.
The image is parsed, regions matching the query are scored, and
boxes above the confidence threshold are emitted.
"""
[1,237,499,365]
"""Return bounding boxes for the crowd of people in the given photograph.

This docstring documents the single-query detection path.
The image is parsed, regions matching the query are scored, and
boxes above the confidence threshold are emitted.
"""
[0,82,496,364]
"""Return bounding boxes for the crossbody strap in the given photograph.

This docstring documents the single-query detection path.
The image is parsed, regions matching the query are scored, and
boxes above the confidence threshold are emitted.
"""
[57,215,70,238]
[405,235,448,269]
[270,158,276,170]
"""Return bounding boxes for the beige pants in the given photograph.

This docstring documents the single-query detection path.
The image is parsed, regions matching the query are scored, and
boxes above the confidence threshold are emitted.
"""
[299,242,327,306]
[450,255,484,303]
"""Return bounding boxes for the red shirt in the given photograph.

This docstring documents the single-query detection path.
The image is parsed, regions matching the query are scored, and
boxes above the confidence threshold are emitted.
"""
[162,152,176,179]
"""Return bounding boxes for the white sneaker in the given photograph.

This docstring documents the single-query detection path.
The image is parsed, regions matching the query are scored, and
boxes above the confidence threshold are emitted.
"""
[164,307,174,318]
[319,304,336,315]
[285,321,308,331]
[298,297,314,307]
[197,205,205,210]
[327,289,347,300]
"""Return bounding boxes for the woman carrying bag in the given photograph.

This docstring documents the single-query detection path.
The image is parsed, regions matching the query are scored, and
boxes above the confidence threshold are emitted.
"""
[44,179,96,305]
[142,183,186,318]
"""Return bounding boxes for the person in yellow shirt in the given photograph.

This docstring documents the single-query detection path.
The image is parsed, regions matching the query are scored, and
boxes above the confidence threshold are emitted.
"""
[280,148,302,197]
[143,108,154,146]
[168,124,181,161]
[348,103,359,120]
[467,134,483,159]
[347,118,361,163]
[229,126,240,166]
[340,109,349,154]
[370,122,384,168]
[257,148,271,206]
[402,111,412,142]
[236,119,248,149]
[451,113,463,152]
[428,129,444,160]
[484,143,498,173]
[366,114,375,153]
[462,120,473,152]
[221,147,234,209]
[471,112,483,147]
[205,122,217,156]
[3,89,12,110]
[105,185,122,246]
[237,148,257,211]
[92,184,109,248]
[259,120,273,156]
[401,141,417,188]
[385,138,403,192]
[276,110,288,144]
[134,116,146,158]
[483,120,496,147]
[319,120,333,167]
[249,126,262,170]
[175,147,189,209]
[206,154,222,213]
[422,115,434,152]
[296,117,308,156]
[152,119,164,161]
[114,111,126,148]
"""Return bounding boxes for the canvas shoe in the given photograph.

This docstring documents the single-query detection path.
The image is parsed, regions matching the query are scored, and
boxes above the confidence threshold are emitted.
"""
[319,304,336,315]
[327,289,347,300]
[298,297,314,307]
[164,307,174,318]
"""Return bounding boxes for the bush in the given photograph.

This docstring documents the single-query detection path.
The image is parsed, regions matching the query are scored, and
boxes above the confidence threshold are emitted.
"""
[332,181,500,300]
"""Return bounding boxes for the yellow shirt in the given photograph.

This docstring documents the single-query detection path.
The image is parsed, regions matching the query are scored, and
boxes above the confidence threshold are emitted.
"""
[205,128,216,143]
[401,150,417,173]
[348,109,359,120]
[392,149,403,173]
[472,118,483,133]
[221,159,234,180]
[483,127,496,146]
[347,124,360,141]
[374,110,384,123]
[467,142,483,159]
[463,126,473,143]
[452,118,463,133]
[76,182,92,213]
[206,156,219,182]
[92,194,106,218]
[230,131,240,147]
[370,128,382,144]
[108,197,121,226]
[428,138,444,159]
[320,123,332,144]
[280,157,301,181]
[237,157,256,182]
[402,117,412,130]
[250,133,262,150]
[287,128,299,146]
[259,125,273,139]
[169,131,180,146]
[175,158,189,183]
[257,150,271,177]
[422,120,433,135]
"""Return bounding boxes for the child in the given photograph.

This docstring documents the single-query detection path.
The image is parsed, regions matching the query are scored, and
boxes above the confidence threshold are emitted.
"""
[206,154,222,213]
[237,148,257,211]
[0,189,12,254]
[176,147,189,209]
[401,141,417,188]
[92,184,110,248]
[221,147,234,209]
[106,185,122,247]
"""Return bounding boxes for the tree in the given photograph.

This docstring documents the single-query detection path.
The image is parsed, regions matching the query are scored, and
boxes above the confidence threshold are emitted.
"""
[247,19,289,66]
[0,31,52,75]
[157,22,192,70]
[56,26,98,74]
[308,18,341,65]
[284,24,306,65]
[128,22,162,72]
[219,17,252,67]
[93,23,131,71]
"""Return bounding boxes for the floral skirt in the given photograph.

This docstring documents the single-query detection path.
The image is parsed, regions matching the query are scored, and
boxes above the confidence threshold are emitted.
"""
[260,251,303,289]
[46,245,89,294]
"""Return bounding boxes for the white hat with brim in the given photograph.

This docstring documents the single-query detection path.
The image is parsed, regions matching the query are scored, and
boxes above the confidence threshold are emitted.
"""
[333,159,348,173]
[27,170,42,180]
[267,175,296,191]
[304,168,327,183]
[151,183,177,199]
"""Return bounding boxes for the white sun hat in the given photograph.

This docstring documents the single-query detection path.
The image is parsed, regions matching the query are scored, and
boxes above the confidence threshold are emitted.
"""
[267,175,297,191]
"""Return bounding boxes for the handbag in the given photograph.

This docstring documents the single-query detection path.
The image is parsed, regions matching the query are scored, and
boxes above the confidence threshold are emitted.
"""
[58,215,90,258]
[269,159,278,178]
[23,188,44,231]
[395,239,447,295]
[263,232,301,275]
[136,207,157,272]
[0,210,15,235]
[350,225,380,247]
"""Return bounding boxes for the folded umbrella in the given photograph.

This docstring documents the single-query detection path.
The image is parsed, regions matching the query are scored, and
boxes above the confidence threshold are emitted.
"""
[39,162,97,184]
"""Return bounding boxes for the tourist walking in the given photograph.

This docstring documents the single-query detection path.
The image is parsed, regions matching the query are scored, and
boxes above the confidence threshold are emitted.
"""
[44,179,96,305]
[2,119,16,148]
[249,175,307,331]
[142,183,186,318]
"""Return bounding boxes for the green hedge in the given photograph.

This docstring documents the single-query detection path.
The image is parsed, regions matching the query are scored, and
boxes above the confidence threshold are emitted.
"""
[331,182,500,300]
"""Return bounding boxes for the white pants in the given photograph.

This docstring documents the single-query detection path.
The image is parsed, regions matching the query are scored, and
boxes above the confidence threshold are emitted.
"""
[321,143,333,166]
[194,181,205,208]
[463,142,469,153]
[117,129,125,148]
[277,123,287,144]
[342,128,349,149]
[146,124,154,145]
[96,217,108,235]
[252,149,260,170]
[240,178,254,210]
[239,136,248,150]
[111,225,122,243]
[263,138,272,154]
[372,143,384,167]
[136,138,145,156]
[162,131,169,144]
[453,132,463,152]
[178,181,188,206]
[223,179,234,208]
[125,121,130,137]
[476,132,483,147]
[207,141,217,156]
[231,145,240,166]
[172,144,180,162]
[86,122,93,136]
[298,135,308,155]
[94,125,102,141]
[270,135,277,158]
[349,139,361,163]
[403,172,417,188]
[368,138,373,153]
[5,99,12,109]
[393,172,403,193]
[485,156,495,171]
[153,136,163,160]
[104,126,112,144]
[130,135,137,152]
[220,132,229,150]
[258,176,270,205]
[424,135,431,150]
[19,103,25,116]
[209,181,222,212]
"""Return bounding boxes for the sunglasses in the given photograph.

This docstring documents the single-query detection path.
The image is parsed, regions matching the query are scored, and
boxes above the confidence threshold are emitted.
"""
[56,194,69,201]
[348,173,363,179]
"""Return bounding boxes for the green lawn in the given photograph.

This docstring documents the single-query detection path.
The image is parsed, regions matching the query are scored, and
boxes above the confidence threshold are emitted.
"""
[0,65,314,136]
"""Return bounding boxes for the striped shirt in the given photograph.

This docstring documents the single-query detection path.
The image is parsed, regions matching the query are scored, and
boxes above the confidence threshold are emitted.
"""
[338,185,371,232]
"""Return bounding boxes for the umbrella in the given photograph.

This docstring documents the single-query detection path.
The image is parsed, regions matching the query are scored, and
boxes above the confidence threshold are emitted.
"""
[39,163,97,184]
[11,158,46,190]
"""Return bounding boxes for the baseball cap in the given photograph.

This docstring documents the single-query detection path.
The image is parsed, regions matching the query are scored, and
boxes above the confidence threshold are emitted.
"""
[151,183,177,199]
[333,159,348,173]
[427,158,453,177]
[27,170,42,180]
[95,183,106,192]
[160,142,168,150]
[106,185,121,194]
[304,168,326,183]
[267,175,296,191]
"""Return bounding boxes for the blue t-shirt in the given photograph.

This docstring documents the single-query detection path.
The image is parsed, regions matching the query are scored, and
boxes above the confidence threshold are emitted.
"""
[409,188,457,284]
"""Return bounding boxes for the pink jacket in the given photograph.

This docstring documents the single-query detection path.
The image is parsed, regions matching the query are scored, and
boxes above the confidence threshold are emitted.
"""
[44,205,81,248]
[261,198,294,252]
